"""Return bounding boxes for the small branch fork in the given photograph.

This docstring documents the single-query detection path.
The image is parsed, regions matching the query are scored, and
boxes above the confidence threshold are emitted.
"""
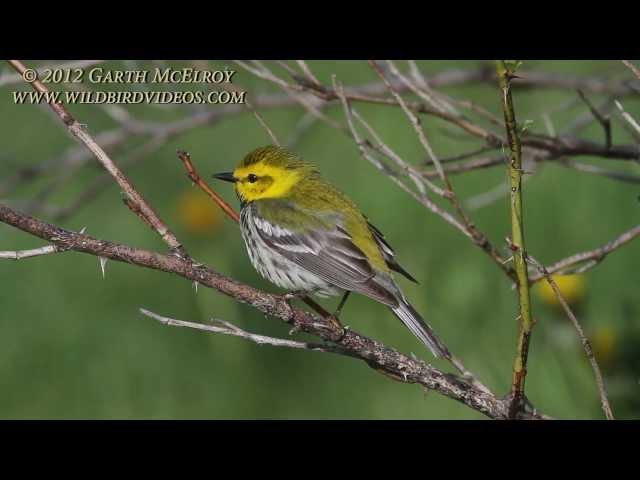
[577,89,611,151]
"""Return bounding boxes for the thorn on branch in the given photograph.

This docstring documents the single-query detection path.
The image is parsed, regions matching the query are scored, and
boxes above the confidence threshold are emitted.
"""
[99,256,107,278]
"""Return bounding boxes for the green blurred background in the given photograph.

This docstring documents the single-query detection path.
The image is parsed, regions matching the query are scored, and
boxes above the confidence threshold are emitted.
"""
[1,60,638,419]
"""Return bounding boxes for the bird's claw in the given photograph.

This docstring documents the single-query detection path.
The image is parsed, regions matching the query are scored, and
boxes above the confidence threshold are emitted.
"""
[326,314,342,330]
[327,315,351,342]
[288,325,301,335]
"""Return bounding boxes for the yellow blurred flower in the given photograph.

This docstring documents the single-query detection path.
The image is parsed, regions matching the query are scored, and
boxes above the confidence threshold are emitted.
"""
[536,274,586,307]
[177,189,223,234]
[591,326,618,367]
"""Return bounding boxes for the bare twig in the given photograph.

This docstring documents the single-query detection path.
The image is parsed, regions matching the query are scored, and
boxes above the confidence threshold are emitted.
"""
[394,60,457,115]
[251,109,280,145]
[429,145,500,165]
[555,158,640,184]
[226,79,281,146]
[577,90,611,151]
[0,245,58,259]
[285,111,321,148]
[371,61,448,184]
[140,308,351,355]
[349,108,437,198]
[529,224,640,282]
[422,155,506,178]
[621,60,640,81]
[526,255,614,420]
[564,97,616,136]
[177,151,239,223]
[614,100,640,138]
[295,60,322,86]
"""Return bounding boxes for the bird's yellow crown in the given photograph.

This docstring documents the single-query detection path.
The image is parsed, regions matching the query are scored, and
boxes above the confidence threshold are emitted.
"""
[232,146,318,202]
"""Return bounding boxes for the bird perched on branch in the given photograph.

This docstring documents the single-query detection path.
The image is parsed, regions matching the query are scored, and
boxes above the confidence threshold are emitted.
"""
[212,145,449,358]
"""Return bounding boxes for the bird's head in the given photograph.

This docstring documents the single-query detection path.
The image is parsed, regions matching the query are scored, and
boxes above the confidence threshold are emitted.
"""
[212,145,317,203]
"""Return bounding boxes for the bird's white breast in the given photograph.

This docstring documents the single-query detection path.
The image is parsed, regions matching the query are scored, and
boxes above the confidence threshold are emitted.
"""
[240,207,341,297]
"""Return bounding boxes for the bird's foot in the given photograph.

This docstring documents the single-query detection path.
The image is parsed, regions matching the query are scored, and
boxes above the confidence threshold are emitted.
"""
[326,314,343,331]
[282,290,308,301]
[328,317,350,342]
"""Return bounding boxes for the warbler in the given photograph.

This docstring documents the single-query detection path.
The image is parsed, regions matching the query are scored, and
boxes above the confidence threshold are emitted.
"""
[212,145,449,358]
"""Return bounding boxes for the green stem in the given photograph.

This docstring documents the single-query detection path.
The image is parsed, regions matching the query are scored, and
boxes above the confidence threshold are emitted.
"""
[496,60,534,418]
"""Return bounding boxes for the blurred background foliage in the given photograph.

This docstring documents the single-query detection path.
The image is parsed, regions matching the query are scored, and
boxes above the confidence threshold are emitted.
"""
[0,60,638,419]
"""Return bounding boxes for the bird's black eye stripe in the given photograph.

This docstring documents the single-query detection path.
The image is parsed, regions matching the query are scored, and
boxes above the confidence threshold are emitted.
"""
[248,174,258,183]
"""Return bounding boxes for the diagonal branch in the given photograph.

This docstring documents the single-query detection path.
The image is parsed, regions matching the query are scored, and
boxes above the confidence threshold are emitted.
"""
[525,255,614,420]
[0,203,550,419]
[528,224,640,282]
[614,100,640,139]
[7,59,187,257]
[178,151,239,223]
[577,89,612,151]
[622,60,640,81]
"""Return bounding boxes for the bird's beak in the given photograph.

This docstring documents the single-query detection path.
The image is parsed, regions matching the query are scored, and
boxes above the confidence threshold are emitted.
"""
[212,172,237,183]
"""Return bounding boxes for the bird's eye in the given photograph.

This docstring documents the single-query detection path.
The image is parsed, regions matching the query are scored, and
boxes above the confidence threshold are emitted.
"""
[248,174,258,183]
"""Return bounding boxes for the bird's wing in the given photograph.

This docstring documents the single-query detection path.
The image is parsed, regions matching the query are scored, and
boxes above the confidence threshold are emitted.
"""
[367,221,418,284]
[250,202,398,306]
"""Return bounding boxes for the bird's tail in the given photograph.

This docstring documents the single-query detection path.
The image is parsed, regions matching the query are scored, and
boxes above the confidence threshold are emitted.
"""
[391,298,450,358]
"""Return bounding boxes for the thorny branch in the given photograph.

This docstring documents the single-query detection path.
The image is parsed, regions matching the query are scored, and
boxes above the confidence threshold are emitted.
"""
[496,60,536,419]
[0,203,546,419]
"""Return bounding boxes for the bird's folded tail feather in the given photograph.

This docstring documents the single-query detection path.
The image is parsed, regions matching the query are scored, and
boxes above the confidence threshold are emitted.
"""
[391,298,450,358]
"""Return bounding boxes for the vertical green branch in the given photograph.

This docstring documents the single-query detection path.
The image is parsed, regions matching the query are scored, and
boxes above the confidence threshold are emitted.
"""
[496,60,534,418]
